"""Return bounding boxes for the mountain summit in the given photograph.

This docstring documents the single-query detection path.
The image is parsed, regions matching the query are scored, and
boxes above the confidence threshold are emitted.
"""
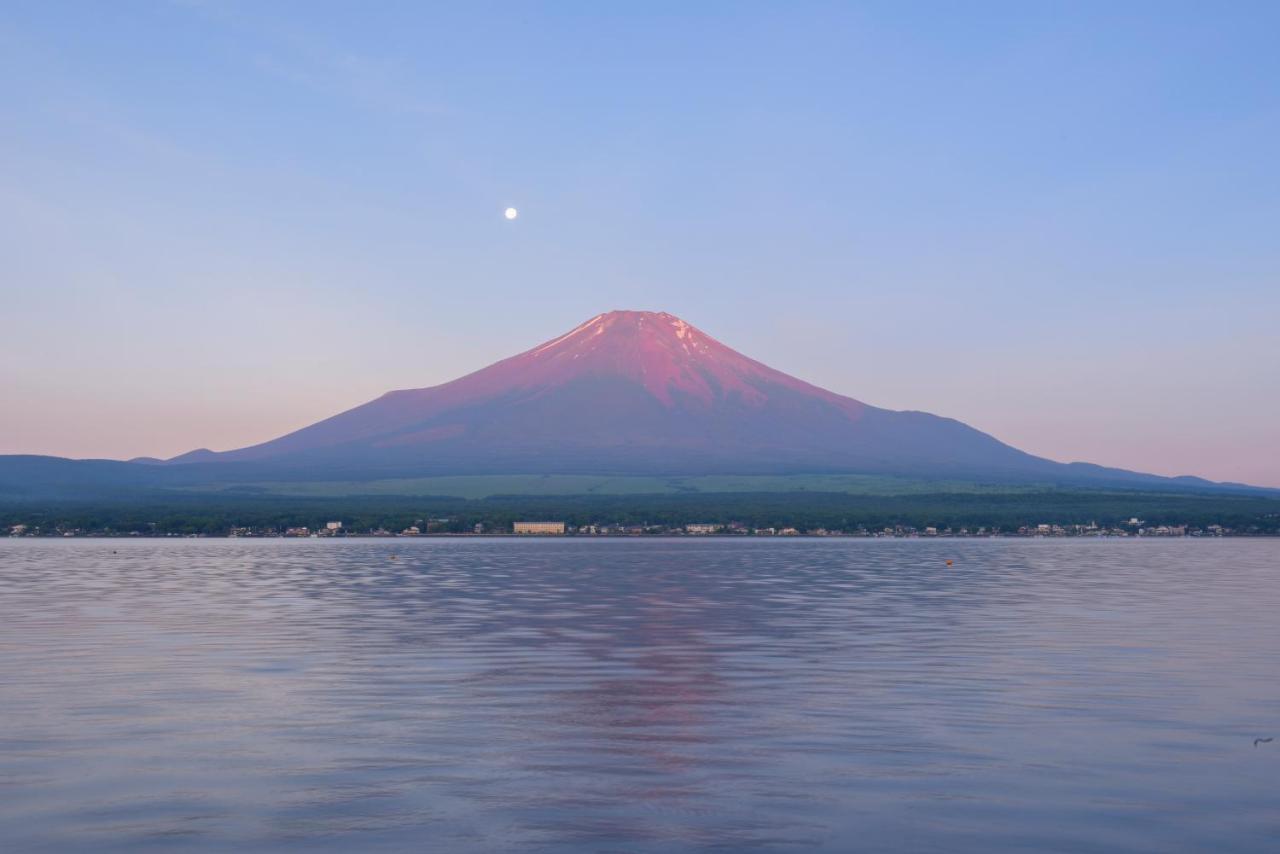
[166,310,1178,485]
[463,309,867,413]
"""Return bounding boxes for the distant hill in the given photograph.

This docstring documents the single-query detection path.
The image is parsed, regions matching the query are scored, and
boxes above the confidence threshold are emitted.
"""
[1,311,1272,498]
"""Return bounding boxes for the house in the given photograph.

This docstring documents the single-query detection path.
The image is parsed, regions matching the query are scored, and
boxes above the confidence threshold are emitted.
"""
[513,521,565,535]
[685,523,720,534]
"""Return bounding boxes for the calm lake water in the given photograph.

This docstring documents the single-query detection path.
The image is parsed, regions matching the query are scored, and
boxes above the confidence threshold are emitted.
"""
[1,539,1277,852]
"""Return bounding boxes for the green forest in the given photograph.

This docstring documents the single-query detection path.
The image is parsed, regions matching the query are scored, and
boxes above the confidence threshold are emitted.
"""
[4,488,1279,536]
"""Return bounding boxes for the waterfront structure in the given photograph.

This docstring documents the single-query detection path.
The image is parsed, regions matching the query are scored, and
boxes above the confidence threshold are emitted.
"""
[513,521,565,535]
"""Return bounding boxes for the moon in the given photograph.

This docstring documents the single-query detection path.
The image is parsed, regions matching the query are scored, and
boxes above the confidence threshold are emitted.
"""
[504,207,518,220]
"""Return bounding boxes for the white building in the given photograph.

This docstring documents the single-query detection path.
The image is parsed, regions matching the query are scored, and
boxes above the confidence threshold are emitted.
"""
[513,521,565,535]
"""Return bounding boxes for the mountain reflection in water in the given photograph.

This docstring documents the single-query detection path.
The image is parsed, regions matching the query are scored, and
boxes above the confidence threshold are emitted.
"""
[1,538,1278,852]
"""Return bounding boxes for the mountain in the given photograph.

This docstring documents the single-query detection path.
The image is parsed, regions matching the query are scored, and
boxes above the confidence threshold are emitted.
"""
[140,310,1225,488]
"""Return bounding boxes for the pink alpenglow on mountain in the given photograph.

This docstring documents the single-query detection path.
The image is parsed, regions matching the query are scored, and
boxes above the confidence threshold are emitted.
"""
[170,311,1130,482]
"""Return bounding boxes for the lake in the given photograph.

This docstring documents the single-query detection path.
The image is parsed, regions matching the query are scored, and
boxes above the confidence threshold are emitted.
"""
[1,538,1277,852]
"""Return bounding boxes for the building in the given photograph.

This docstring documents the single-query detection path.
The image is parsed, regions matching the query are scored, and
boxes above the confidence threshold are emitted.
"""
[685,523,720,535]
[326,521,343,531]
[513,521,565,535]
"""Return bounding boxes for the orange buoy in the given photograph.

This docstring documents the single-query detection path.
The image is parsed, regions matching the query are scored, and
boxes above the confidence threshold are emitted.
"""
[946,559,953,566]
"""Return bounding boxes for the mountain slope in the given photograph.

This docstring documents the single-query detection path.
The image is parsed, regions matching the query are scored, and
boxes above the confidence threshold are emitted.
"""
[158,311,1177,484]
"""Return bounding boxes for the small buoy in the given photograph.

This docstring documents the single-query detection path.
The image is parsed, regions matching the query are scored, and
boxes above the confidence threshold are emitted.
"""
[946,559,953,566]
[390,555,397,560]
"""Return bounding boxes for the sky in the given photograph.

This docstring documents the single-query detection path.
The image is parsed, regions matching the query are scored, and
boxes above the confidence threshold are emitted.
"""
[1,1,1278,486]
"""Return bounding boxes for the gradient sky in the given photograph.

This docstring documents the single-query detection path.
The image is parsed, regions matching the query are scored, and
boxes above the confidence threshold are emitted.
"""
[2,1,1278,485]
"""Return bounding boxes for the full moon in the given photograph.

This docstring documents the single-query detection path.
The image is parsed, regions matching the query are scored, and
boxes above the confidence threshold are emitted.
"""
[504,207,518,220]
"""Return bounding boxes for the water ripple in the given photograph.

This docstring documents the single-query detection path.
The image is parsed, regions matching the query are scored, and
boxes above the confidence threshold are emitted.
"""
[1,539,1278,851]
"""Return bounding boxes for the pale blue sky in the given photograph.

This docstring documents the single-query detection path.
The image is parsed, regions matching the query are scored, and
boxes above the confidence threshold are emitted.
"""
[2,1,1278,485]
